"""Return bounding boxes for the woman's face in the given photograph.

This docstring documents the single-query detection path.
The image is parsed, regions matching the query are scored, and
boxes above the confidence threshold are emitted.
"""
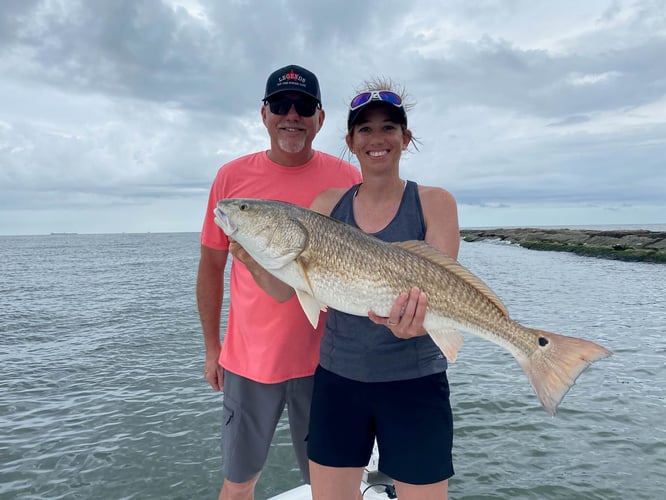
[347,106,410,170]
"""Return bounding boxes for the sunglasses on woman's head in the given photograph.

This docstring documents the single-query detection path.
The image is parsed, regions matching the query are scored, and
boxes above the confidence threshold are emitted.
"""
[265,96,320,117]
[349,90,403,110]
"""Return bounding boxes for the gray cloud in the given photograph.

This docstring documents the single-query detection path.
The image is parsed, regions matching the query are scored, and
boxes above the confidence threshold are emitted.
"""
[1,0,664,234]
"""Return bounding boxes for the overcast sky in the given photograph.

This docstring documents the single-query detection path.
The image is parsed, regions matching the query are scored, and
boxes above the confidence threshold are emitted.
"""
[1,0,664,235]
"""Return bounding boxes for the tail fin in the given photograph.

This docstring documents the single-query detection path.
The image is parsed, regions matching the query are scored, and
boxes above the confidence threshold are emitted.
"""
[516,328,612,414]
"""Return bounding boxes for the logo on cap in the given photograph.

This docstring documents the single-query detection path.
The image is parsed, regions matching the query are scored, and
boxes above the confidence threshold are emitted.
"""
[278,69,306,86]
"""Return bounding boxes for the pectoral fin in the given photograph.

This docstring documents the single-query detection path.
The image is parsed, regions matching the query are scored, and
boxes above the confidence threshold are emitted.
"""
[295,289,327,329]
[427,328,464,362]
[292,256,327,329]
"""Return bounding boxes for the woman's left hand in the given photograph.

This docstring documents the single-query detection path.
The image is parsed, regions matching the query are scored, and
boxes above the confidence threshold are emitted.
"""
[368,287,428,339]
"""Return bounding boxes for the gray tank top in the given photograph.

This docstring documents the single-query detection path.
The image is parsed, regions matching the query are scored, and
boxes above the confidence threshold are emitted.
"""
[319,180,448,382]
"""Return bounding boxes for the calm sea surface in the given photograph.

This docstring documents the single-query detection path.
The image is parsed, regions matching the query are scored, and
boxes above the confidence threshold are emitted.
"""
[1,230,665,499]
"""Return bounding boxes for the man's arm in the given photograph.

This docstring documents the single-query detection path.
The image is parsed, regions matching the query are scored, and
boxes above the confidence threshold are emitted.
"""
[196,244,228,391]
[228,241,295,302]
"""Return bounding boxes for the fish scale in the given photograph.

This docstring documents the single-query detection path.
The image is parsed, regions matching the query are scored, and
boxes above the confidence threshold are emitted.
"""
[214,198,612,414]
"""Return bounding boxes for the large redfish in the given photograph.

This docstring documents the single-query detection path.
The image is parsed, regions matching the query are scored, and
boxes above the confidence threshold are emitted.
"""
[214,198,612,414]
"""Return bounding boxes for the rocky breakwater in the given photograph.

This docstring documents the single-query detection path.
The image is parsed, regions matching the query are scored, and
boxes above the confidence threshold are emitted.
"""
[460,228,666,263]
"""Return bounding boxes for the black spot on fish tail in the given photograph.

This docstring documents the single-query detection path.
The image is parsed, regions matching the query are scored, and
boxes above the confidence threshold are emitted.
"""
[518,327,612,414]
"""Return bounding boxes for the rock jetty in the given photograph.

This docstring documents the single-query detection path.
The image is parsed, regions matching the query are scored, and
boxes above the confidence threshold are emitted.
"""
[460,228,666,263]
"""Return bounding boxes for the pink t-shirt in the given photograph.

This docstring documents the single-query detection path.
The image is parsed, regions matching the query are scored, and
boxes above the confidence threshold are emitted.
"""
[201,150,361,383]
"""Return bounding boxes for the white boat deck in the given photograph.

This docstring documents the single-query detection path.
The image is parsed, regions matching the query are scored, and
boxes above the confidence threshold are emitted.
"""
[268,445,397,499]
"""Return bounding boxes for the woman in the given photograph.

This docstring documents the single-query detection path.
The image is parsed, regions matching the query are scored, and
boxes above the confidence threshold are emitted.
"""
[307,79,460,500]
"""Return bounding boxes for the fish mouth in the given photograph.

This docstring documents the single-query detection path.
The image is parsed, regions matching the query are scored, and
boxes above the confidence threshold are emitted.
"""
[214,207,237,236]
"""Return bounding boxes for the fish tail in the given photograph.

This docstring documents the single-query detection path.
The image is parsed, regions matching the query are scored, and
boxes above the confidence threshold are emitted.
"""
[516,327,612,414]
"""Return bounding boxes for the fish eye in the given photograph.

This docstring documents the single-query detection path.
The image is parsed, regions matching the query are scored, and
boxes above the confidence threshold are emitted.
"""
[239,203,248,211]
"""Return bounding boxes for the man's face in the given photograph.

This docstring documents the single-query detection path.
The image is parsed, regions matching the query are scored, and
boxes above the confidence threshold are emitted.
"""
[262,92,325,156]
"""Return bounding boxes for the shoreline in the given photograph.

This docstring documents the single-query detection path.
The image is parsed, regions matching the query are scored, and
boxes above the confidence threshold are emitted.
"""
[460,228,666,263]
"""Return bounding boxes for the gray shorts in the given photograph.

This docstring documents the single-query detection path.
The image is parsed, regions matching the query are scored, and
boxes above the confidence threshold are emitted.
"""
[221,370,314,483]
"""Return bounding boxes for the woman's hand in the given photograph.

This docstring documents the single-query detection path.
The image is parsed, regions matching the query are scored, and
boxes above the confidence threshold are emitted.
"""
[368,287,428,338]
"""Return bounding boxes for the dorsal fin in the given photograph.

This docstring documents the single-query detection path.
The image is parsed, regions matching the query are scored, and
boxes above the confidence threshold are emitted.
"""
[393,240,510,317]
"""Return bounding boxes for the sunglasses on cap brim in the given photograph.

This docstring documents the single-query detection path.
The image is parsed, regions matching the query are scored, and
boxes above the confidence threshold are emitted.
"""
[349,90,403,110]
[265,96,320,117]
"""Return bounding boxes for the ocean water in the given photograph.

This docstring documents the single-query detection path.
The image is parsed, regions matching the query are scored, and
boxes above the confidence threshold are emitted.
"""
[1,231,665,500]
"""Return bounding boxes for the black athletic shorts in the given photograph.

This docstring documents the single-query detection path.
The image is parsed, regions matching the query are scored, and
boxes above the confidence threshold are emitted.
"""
[307,365,454,485]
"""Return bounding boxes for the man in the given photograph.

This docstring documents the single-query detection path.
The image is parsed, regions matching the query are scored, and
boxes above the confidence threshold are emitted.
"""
[196,64,361,500]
